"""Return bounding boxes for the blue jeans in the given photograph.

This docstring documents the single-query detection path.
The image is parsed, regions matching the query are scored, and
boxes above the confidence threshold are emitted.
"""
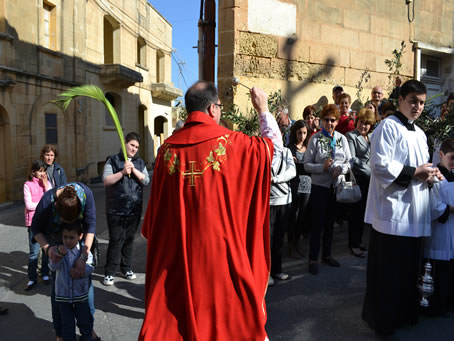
[28,228,49,281]
[51,275,95,336]
[57,300,93,341]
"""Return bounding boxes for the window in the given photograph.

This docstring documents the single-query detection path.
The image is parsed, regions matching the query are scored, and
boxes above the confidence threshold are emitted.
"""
[103,15,120,64]
[43,1,56,50]
[421,55,440,79]
[137,36,147,67]
[156,50,165,83]
[426,60,439,78]
[45,113,58,144]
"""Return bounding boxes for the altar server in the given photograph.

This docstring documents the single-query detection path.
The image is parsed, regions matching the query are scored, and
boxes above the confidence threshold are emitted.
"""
[362,80,443,335]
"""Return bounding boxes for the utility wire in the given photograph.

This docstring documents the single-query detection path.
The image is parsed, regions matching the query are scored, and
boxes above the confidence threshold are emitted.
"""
[171,52,189,89]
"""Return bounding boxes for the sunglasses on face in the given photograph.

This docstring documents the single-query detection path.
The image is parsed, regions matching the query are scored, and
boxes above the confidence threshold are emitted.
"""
[323,118,336,123]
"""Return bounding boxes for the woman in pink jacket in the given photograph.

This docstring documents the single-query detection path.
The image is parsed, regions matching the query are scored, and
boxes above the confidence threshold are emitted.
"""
[24,160,52,291]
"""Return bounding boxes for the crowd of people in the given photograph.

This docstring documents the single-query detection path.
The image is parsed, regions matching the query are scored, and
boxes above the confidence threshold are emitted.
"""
[7,78,454,340]
[276,80,454,337]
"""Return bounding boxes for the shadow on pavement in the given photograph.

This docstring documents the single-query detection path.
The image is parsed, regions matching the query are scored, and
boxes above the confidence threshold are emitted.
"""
[92,277,144,320]
[0,250,52,298]
[0,302,54,341]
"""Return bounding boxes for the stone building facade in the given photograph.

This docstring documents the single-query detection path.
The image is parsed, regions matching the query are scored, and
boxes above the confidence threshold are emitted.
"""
[218,0,454,117]
[0,0,181,203]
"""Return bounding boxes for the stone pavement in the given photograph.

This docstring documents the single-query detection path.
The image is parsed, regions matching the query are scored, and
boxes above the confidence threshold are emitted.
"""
[0,183,453,340]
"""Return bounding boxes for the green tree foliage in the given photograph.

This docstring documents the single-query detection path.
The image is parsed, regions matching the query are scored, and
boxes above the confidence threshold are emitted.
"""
[417,100,454,153]
[355,70,371,106]
[385,41,406,92]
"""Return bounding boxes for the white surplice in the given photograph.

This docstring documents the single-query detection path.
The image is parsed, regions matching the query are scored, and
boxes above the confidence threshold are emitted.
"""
[424,180,454,260]
[365,115,431,237]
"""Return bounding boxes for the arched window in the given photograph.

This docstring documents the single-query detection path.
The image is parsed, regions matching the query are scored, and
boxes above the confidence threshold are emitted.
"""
[154,116,168,153]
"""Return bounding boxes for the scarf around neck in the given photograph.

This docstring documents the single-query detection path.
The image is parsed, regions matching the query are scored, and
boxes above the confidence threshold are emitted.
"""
[321,128,336,158]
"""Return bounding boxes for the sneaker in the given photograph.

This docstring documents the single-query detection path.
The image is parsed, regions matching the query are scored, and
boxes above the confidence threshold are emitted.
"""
[268,276,275,286]
[24,280,37,291]
[103,275,114,286]
[42,275,50,284]
[122,271,136,280]
[272,273,289,281]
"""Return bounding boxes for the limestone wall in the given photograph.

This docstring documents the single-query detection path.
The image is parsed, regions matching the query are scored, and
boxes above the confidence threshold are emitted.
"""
[218,0,454,119]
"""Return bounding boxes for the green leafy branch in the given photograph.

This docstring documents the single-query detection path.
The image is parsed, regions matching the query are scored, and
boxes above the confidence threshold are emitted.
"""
[355,70,371,106]
[417,102,454,152]
[384,41,406,92]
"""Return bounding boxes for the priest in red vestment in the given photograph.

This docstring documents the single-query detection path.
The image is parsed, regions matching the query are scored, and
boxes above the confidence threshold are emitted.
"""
[139,81,282,341]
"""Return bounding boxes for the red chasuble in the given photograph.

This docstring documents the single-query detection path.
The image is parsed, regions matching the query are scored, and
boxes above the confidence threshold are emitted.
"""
[139,112,274,341]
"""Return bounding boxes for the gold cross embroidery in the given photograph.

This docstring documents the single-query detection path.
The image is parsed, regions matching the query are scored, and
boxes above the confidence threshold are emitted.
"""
[183,161,204,187]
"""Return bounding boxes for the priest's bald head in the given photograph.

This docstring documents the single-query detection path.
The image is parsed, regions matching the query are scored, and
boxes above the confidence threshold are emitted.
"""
[185,81,222,123]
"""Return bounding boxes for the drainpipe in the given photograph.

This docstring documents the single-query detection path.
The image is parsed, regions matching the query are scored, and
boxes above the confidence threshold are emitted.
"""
[414,44,421,81]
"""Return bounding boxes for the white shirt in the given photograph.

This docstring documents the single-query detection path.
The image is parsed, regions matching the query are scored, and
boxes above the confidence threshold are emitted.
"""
[365,115,431,237]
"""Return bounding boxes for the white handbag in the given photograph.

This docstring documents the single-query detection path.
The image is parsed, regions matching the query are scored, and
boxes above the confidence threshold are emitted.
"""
[336,169,362,203]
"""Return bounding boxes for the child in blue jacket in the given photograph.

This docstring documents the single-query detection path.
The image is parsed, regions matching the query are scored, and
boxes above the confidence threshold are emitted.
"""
[49,222,93,341]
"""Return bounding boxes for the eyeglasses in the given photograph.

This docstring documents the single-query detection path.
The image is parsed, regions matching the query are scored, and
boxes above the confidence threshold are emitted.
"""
[323,118,337,123]
[214,103,224,109]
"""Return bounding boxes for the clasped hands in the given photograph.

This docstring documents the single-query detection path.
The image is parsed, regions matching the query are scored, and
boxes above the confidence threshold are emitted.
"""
[323,158,342,178]
[122,160,135,176]
[414,163,444,183]
[48,245,86,278]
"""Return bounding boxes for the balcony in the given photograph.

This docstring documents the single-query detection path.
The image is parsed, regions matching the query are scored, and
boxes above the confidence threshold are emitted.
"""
[99,64,143,88]
[150,83,183,101]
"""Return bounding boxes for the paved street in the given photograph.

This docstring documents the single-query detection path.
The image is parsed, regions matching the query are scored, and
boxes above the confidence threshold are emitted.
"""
[1,182,454,340]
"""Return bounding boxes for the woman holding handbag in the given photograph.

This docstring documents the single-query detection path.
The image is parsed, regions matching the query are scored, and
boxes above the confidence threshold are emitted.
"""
[346,108,375,258]
[304,104,351,275]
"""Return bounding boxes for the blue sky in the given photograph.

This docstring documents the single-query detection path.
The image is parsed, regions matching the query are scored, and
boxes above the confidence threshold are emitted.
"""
[149,1,208,98]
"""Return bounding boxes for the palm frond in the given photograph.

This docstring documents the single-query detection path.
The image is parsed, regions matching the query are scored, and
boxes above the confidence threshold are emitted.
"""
[52,85,127,162]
